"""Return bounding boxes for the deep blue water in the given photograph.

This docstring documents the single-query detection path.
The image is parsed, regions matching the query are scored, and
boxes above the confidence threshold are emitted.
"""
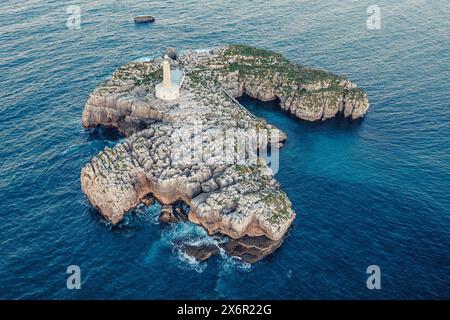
[0,1,449,299]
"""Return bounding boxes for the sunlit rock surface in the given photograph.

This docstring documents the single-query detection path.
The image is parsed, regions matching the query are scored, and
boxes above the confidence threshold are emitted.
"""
[81,45,369,263]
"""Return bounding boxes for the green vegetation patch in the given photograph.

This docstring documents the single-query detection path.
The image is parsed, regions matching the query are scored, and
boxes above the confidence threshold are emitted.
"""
[260,191,292,225]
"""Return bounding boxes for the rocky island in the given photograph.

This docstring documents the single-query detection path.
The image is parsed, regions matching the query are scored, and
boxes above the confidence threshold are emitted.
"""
[80,45,369,263]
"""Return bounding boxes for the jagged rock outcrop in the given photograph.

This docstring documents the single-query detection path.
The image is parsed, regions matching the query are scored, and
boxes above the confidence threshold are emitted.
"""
[81,45,369,262]
[164,47,178,60]
[81,122,293,241]
[223,235,285,264]
[82,45,369,135]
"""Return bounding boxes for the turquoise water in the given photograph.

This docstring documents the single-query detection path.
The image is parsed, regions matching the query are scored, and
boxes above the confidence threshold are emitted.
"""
[0,0,449,299]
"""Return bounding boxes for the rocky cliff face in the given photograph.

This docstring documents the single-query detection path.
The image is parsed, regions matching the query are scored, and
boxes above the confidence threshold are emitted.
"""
[181,45,369,121]
[80,45,369,263]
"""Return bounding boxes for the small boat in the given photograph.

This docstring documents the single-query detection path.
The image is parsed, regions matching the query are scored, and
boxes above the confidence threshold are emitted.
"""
[134,16,155,24]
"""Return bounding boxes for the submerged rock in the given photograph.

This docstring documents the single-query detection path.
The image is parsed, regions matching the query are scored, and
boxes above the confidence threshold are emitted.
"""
[80,44,369,262]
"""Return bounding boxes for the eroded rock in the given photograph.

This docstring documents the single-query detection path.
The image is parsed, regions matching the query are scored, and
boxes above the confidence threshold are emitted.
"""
[222,235,285,264]
[181,244,220,261]
[80,45,369,262]
[164,47,178,60]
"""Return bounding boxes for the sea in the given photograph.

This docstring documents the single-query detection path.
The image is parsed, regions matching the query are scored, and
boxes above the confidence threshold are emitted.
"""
[0,0,449,299]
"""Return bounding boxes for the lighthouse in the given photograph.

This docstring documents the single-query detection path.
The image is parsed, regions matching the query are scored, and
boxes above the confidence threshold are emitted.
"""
[155,60,180,101]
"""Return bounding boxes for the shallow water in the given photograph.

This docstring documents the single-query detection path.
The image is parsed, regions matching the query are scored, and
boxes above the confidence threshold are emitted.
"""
[0,0,449,299]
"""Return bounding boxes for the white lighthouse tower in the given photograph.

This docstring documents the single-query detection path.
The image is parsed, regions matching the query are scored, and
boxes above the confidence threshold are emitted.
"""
[155,60,180,101]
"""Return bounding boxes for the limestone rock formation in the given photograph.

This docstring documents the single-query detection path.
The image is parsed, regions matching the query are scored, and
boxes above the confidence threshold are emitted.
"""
[164,47,178,60]
[181,244,220,261]
[80,45,369,263]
